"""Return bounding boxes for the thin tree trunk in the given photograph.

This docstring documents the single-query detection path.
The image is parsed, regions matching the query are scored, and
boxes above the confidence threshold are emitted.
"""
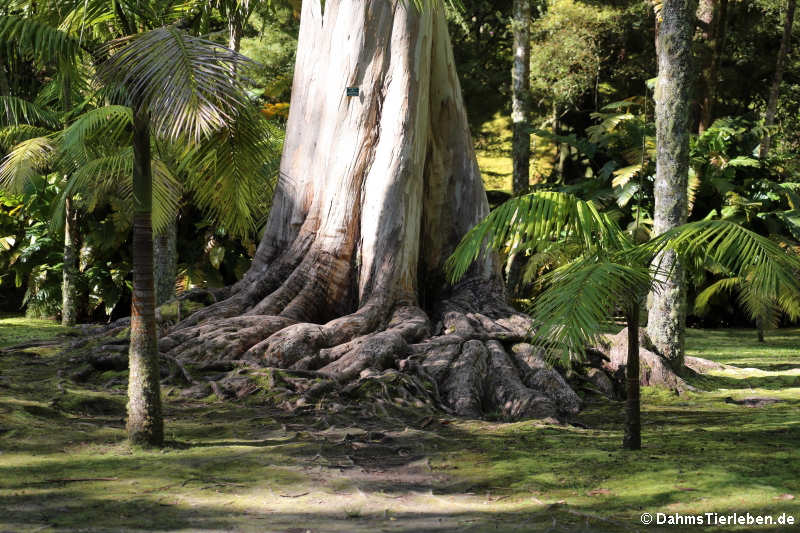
[511,0,531,195]
[61,197,80,326]
[759,0,795,158]
[61,74,81,327]
[623,302,641,450]
[127,107,163,447]
[153,220,178,307]
[647,0,695,370]
[697,0,728,133]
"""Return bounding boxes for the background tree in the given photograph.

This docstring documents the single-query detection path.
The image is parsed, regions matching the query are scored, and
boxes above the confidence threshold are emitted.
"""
[646,0,696,369]
[511,0,530,195]
[759,0,795,158]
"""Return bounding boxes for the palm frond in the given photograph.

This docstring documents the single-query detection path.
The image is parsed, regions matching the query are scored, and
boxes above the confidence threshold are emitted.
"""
[693,276,740,316]
[528,257,652,363]
[0,124,53,151]
[59,105,133,166]
[0,96,61,128]
[0,14,81,67]
[98,26,254,142]
[179,108,280,237]
[446,191,630,283]
[0,136,56,193]
[56,147,181,234]
[651,220,800,316]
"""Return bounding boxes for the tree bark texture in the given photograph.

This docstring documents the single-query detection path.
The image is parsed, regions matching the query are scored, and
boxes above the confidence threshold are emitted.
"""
[647,0,695,369]
[759,0,795,158]
[61,196,80,326]
[153,220,178,307]
[160,0,581,421]
[696,0,727,133]
[511,0,531,195]
[127,109,163,446]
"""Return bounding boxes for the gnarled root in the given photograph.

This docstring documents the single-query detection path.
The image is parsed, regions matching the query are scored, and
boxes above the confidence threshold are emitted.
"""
[157,286,582,421]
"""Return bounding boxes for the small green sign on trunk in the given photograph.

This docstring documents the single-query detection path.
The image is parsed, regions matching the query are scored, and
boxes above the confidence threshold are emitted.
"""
[346,87,360,97]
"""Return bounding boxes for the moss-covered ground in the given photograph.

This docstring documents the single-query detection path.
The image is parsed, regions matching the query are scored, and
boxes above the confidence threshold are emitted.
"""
[1,316,798,532]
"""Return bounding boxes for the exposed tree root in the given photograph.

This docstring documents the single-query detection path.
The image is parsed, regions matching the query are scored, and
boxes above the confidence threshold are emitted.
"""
[602,328,700,393]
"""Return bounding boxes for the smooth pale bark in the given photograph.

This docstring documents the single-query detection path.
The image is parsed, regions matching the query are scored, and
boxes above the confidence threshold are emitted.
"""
[696,0,727,133]
[623,303,641,450]
[153,220,177,307]
[127,108,163,447]
[61,196,80,326]
[647,0,695,369]
[511,0,531,195]
[759,0,795,158]
[160,0,581,421]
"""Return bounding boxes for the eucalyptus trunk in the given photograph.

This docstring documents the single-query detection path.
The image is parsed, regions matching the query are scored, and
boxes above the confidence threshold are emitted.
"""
[127,108,163,447]
[623,303,641,450]
[511,0,530,195]
[159,0,581,421]
[153,220,178,307]
[61,196,80,326]
[647,0,694,369]
[759,0,795,158]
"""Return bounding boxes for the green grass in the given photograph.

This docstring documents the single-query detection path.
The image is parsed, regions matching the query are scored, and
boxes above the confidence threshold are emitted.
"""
[0,315,70,348]
[1,321,799,531]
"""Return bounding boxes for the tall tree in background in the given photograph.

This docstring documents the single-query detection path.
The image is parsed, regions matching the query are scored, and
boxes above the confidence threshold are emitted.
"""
[647,0,695,369]
[511,0,530,194]
[759,0,795,158]
[696,0,727,133]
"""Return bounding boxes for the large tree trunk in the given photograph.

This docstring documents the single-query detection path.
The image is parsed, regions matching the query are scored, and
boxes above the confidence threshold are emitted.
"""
[759,0,795,158]
[161,0,580,421]
[647,0,694,370]
[127,108,163,447]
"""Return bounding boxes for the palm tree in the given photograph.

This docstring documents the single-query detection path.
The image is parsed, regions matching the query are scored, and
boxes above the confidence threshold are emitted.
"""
[447,191,800,449]
[1,2,277,445]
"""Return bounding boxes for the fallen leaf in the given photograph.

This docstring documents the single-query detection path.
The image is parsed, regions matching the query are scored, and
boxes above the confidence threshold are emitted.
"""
[775,494,795,500]
[587,488,612,496]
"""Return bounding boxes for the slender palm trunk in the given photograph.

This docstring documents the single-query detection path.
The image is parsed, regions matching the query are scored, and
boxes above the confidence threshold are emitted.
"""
[623,302,641,450]
[759,0,795,158]
[511,0,530,195]
[61,196,80,326]
[127,107,163,447]
[647,0,694,369]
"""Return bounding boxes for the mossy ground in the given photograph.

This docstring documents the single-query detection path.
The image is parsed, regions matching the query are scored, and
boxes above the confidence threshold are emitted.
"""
[1,316,798,532]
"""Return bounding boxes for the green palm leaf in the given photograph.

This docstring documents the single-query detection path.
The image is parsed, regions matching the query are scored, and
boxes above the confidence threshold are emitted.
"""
[446,191,629,283]
[529,257,652,363]
[97,26,254,142]
[0,136,56,193]
[0,96,61,128]
[652,220,800,319]
[0,14,81,67]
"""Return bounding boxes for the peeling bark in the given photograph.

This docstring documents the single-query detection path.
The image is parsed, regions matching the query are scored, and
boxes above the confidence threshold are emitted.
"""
[151,0,581,421]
